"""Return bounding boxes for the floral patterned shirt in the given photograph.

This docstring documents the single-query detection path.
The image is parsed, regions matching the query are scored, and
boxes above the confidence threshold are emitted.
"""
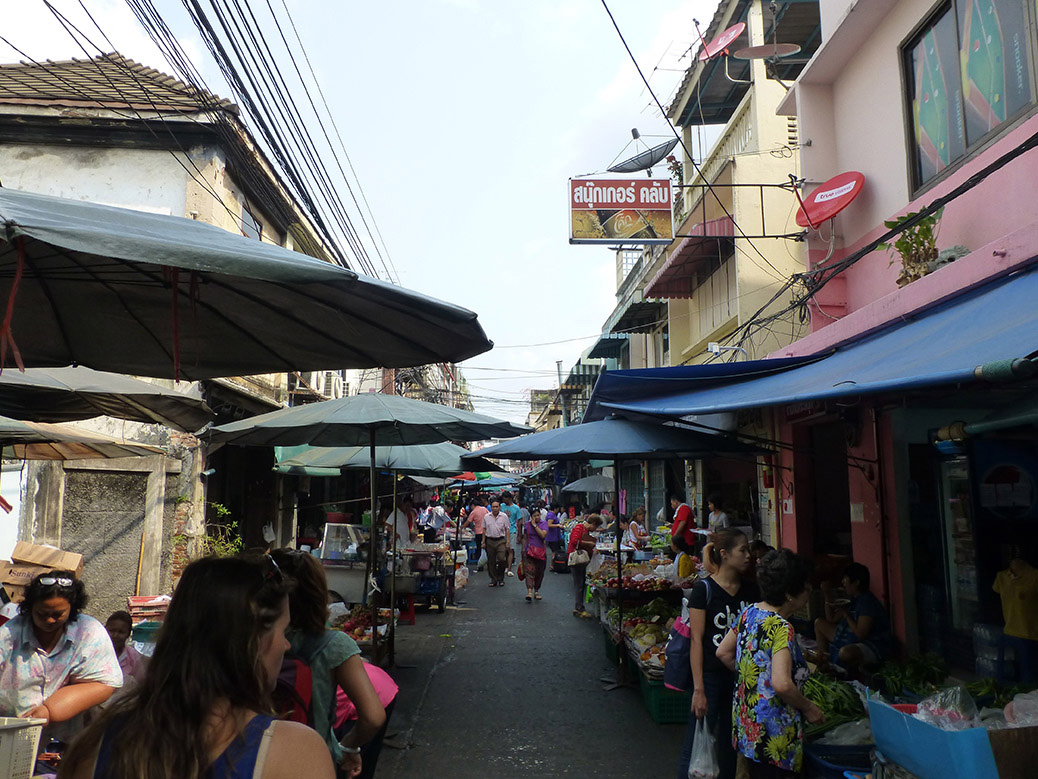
[732,604,809,772]
[0,613,122,716]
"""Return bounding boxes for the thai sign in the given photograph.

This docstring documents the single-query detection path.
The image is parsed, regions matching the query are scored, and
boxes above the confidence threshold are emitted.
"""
[569,178,674,244]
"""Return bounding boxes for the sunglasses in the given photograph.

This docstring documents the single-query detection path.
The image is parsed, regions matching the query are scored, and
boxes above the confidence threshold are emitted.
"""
[39,576,73,588]
[263,554,284,584]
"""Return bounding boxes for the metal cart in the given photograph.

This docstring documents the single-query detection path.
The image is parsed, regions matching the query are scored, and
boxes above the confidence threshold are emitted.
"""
[400,546,448,613]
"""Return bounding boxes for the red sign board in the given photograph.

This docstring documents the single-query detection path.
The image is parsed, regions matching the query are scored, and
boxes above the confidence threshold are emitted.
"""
[569,178,673,245]
[795,171,866,228]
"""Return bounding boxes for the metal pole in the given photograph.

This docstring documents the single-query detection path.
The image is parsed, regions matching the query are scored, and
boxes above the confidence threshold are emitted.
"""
[367,427,380,663]
[603,457,633,691]
[389,469,398,667]
[555,360,569,427]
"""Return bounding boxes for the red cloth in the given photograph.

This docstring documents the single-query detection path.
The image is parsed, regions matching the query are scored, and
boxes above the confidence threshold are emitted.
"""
[671,503,696,547]
[568,523,588,555]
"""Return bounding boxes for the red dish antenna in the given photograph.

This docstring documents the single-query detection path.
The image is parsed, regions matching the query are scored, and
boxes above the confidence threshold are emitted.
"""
[795,171,866,229]
[698,22,746,61]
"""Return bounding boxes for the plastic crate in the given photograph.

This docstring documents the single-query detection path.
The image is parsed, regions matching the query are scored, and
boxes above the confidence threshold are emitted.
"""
[639,671,690,724]
[603,629,620,665]
[0,717,45,779]
[416,578,441,595]
[804,744,874,779]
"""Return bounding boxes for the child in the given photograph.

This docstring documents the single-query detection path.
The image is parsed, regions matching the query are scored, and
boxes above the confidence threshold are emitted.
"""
[105,611,147,691]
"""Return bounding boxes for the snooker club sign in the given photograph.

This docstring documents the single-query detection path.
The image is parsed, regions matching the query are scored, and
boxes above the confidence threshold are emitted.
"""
[569,178,674,245]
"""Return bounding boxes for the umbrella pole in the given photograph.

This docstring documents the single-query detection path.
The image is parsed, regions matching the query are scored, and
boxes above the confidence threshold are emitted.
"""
[603,457,634,691]
[389,469,398,667]
[367,427,381,664]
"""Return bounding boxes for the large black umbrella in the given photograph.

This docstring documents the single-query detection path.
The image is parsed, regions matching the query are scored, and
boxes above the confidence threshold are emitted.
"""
[467,416,763,688]
[0,366,213,432]
[0,187,492,378]
[211,392,530,662]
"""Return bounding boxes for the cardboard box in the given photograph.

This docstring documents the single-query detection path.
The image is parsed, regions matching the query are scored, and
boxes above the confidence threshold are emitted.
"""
[869,699,1038,779]
[0,563,53,590]
[1,583,25,603]
[11,541,84,577]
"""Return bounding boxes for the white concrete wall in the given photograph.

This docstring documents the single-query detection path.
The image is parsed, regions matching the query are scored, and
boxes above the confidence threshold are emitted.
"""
[0,144,191,216]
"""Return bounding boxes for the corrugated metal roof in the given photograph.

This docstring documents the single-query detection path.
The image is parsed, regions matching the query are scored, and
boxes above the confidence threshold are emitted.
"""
[0,52,237,114]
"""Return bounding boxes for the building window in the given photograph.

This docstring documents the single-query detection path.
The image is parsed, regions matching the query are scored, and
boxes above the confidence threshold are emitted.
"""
[905,0,1034,188]
[241,203,263,241]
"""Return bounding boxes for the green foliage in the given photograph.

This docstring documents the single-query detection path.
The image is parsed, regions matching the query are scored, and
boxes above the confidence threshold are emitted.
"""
[877,208,944,286]
[170,501,242,560]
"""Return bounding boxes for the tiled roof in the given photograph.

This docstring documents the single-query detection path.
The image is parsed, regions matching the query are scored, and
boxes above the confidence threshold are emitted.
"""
[0,52,237,114]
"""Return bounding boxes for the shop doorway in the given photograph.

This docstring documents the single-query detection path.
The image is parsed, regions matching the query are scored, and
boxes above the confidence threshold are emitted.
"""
[806,422,853,555]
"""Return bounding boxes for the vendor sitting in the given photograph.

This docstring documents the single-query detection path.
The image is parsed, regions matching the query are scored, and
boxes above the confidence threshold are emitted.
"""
[0,571,122,743]
[814,562,891,671]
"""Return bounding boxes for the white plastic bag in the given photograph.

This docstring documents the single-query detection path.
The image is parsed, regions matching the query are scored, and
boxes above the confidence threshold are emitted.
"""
[477,548,488,568]
[455,565,469,589]
[687,718,719,779]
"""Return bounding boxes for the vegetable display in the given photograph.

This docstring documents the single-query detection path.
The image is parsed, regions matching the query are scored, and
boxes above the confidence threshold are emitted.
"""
[803,674,865,738]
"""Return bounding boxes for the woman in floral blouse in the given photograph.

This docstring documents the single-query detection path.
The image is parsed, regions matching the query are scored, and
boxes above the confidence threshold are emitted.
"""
[716,549,823,778]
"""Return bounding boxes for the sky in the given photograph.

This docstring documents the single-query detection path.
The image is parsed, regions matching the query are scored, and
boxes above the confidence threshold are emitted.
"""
[6,0,721,423]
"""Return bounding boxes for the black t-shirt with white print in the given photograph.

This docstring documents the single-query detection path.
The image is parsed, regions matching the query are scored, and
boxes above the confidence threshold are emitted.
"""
[688,575,759,675]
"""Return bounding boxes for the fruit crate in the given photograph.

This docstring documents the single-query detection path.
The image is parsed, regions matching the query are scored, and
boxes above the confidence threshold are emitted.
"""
[639,670,690,725]
[0,717,46,779]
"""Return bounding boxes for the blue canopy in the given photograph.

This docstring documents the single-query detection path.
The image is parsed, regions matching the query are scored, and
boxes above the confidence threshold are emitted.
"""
[597,267,1038,419]
[465,416,761,461]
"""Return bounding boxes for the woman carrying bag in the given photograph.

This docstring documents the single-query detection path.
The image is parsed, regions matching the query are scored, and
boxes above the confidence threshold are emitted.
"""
[568,514,603,618]
[676,529,757,779]
[522,508,549,602]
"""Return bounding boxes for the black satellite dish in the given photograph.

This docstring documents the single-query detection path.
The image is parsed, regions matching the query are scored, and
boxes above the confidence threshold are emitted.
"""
[608,137,679,174]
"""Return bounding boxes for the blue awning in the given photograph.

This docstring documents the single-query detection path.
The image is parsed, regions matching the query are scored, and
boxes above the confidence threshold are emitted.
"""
[595,267,1038,418]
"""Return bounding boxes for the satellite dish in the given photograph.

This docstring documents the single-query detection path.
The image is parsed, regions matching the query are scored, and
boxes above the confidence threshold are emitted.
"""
[733,43,802,61]
[698,22,746,61]
[608,138,679,174]
[795,171,866,229]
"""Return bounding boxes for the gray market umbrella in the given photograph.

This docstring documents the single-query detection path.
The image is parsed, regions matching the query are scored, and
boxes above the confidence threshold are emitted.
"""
[562,474,616,493]
[212,392,530,663]
[0,366,213,432]
[0,416,164,460]
[466,415,759,460]
[273,441,498,477]
[466,415,762,689]
[0,187,492,379]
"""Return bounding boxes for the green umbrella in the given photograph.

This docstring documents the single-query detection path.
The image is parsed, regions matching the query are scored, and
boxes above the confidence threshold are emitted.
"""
[273,441,498,477]
[0,365,213,432]
[212,392,529,663]
[0,416,164,460]
[0,187,492,378]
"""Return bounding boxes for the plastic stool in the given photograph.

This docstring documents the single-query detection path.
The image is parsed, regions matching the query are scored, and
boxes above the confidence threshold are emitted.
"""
[398,595,416,626]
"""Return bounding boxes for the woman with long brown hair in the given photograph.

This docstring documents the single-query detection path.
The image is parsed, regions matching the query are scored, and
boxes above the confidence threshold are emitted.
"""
[59,555,334,779]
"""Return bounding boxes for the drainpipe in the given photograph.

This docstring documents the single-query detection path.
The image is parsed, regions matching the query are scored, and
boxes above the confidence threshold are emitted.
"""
[556,360,569,427]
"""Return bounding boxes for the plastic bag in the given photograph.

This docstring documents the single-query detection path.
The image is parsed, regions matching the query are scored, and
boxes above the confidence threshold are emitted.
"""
[916,685,979,730]
[687,718,719,779]
[455,565,469,589]
[1007,690,1038,727]
[477,548,487,568]
[817,718,873,745]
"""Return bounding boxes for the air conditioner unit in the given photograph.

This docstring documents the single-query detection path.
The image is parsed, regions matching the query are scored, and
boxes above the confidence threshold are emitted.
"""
[309,370,326,395]
[329,374,345,399]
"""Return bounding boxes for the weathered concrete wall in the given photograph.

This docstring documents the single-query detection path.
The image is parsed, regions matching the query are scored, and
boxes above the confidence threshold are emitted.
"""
[62,470,147,621]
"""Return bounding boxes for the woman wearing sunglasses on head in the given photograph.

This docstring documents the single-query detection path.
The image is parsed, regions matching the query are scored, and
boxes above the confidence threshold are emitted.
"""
[0,571,122,743]
[59,555,335,779]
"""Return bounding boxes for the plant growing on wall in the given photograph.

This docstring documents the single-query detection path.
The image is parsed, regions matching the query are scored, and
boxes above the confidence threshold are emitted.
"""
[877,207,943,287]
[171,501,242,559]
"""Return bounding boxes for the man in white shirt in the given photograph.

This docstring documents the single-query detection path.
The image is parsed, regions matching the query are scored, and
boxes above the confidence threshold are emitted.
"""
[483,500,511,586]
[386,497,415,543]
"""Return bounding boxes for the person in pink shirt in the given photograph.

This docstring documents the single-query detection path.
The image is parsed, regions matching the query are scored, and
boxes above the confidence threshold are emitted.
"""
[334,661,398,779]
[105,611,147,690]
[464,495,489,569]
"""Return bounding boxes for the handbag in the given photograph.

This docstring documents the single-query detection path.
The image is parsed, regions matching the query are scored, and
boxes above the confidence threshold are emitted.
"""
[664,580,712,692]
[517,562,526,581]
[527,545,546,561]
[567,549,590,567]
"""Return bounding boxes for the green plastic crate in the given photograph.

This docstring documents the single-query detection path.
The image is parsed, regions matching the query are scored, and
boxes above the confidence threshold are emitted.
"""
[639,670,691,724]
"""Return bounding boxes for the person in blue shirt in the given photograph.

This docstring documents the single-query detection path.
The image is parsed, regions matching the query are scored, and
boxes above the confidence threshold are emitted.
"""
[501,492,523,577]
[815,562,892,671]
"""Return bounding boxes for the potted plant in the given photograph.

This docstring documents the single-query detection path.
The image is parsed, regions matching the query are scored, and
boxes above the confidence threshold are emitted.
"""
[878,208,943,287]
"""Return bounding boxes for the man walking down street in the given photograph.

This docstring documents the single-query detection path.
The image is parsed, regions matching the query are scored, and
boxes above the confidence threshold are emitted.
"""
[464,495,489,571]
[483,500,511,587]
[501,492,523,577]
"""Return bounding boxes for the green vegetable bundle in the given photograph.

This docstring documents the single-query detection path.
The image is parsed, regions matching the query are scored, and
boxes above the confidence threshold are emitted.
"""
[803,673,866,738]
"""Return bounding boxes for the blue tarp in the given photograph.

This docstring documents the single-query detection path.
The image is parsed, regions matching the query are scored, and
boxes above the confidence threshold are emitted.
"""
[595,267,1038,418]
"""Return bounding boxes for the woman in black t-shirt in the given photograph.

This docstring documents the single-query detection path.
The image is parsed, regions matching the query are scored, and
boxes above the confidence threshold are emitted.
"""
[676,529,758,779]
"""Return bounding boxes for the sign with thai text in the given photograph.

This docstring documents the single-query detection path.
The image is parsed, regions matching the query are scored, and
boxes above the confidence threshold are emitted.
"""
[569,178,674,245]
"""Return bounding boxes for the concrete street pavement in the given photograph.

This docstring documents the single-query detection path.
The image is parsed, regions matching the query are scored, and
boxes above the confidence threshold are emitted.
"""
[377,560,685,778]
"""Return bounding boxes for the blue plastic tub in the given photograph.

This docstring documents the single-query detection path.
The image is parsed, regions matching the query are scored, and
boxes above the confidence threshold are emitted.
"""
[804,743,873,779]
